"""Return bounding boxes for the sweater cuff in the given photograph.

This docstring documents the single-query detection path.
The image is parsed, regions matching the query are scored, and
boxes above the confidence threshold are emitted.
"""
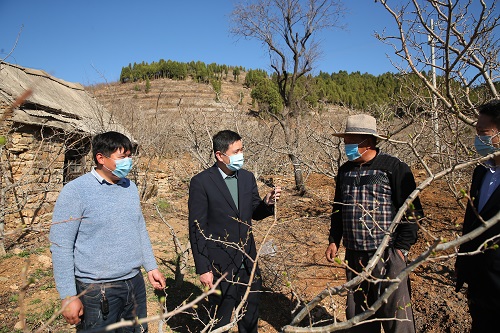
[57,284,77,300]
[144,263,158,273]
[328,235,336,244]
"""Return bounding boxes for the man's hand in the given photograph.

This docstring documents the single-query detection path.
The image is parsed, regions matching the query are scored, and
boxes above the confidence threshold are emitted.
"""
[396,249,406,261]
[200,271,214,289]
[148,269,166,290]
[265,186,282,205]
[61,296,84,325]
[325,243,338,263]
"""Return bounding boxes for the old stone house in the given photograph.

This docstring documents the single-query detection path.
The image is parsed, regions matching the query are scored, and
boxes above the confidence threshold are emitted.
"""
[0,62,129,251]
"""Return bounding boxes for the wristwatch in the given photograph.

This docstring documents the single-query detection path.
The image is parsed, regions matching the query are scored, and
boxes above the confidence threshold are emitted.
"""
[399,249,409,257]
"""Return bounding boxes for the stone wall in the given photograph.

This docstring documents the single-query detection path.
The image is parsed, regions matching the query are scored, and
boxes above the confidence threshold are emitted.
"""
[1,124,89,230]
[1,126,182,232]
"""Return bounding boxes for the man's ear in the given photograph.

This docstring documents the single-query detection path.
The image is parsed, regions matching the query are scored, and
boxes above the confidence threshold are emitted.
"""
[215,151,224,163]
[95,153,106,166]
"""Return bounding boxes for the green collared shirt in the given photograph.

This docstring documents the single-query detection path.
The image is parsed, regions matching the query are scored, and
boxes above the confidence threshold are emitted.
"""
[219,168,238,209]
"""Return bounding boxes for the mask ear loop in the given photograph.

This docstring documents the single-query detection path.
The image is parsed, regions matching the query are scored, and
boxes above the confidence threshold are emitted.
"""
[489,131,500,156]
[477,133,500,147]
[357,137,372,158]
[358,137,369,145]
[492,130,500,142]
[476,134,500,168]
[101,155,115,174]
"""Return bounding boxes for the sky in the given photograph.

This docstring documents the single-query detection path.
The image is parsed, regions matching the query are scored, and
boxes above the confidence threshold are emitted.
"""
[1,1,413,85]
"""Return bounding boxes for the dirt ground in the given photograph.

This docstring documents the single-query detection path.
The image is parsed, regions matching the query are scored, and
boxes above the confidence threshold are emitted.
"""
[0,171,471,332]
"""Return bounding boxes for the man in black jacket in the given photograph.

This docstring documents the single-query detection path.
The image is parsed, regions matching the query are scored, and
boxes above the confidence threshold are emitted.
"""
[188,130,281,333]
[455,99,500,332]
[325,114,423,333]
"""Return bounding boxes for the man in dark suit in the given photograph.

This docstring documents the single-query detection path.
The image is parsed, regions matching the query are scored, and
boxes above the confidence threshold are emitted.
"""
[456,99,500,332]
[188,130,281,333]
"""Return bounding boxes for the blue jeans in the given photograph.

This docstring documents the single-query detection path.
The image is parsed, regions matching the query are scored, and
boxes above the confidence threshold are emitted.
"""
[76,272,148,332]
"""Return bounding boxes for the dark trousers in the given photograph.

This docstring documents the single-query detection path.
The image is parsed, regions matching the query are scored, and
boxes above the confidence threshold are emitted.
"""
[468,300,496,333]
[209,266,262,333]
[468,278,500,333]
[345,248,415,333]
[76,272,148,332]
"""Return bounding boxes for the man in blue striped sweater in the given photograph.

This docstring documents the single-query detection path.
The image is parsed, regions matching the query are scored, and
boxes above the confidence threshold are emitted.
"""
[50,131,165,332]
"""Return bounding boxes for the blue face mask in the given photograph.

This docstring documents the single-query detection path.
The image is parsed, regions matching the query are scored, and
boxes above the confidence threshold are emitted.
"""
[225,153,244,171]
[107,157,133,178]
[474,135,499,157]
[345,143,362,161]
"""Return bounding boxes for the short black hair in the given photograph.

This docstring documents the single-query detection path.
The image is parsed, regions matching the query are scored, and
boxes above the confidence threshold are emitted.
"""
[92,131,133,164]
[213,130,242,155]
[478,99,500,129]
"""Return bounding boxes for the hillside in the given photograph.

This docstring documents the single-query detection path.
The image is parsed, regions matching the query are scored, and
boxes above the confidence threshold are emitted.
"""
[90,75,252,116]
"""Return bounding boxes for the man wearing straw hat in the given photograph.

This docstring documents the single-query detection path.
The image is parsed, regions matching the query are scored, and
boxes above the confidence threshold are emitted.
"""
[325,114,423,333]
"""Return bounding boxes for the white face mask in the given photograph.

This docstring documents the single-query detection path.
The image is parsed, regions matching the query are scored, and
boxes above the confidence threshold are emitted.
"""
[225,153,244,171]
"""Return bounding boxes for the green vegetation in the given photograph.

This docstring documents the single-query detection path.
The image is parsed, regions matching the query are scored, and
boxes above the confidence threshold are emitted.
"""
[120,59,499,116]
[0,327,21,333]
[251,79,283,115]
[40,282,55,290]
[249,70,499,116]
[17,250,30,257]
[232,66,241,82]
[5,246,50,259]
[31,268,53,280]
[156,199,171,213]
[26,301,61,325]
[119,59,243,84]
[211,79,222,99]
[244,69,268,88]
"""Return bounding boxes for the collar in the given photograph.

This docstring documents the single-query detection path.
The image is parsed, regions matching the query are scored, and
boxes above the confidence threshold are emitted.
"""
[484,160,499,173]
[91,167,128,185]
[218,166,238,179]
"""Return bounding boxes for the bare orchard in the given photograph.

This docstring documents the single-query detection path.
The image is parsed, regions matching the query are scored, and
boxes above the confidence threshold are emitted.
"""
[1,94,475,331]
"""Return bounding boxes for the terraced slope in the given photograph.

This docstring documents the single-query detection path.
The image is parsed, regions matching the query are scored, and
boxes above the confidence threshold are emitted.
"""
[90,75,252,117]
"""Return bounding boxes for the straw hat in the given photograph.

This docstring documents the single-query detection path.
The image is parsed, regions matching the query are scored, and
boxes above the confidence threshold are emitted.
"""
[332,114,388,141]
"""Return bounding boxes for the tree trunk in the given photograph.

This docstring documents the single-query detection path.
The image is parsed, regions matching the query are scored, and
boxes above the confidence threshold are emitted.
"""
[175,247,190,287]
[280,116,306,195]
[0,146,6,255]
[289,153,306,195]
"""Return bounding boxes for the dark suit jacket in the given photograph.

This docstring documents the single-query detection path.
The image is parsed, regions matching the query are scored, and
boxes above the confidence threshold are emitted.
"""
[188,164,273,278]
[456,165,500,304]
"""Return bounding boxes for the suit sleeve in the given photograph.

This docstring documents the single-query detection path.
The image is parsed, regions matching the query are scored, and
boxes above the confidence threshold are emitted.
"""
[188,176,212,275]
[455,165,486,291]
[250,173,274,220]
[392,161,423,251]
[329,174,343,247]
